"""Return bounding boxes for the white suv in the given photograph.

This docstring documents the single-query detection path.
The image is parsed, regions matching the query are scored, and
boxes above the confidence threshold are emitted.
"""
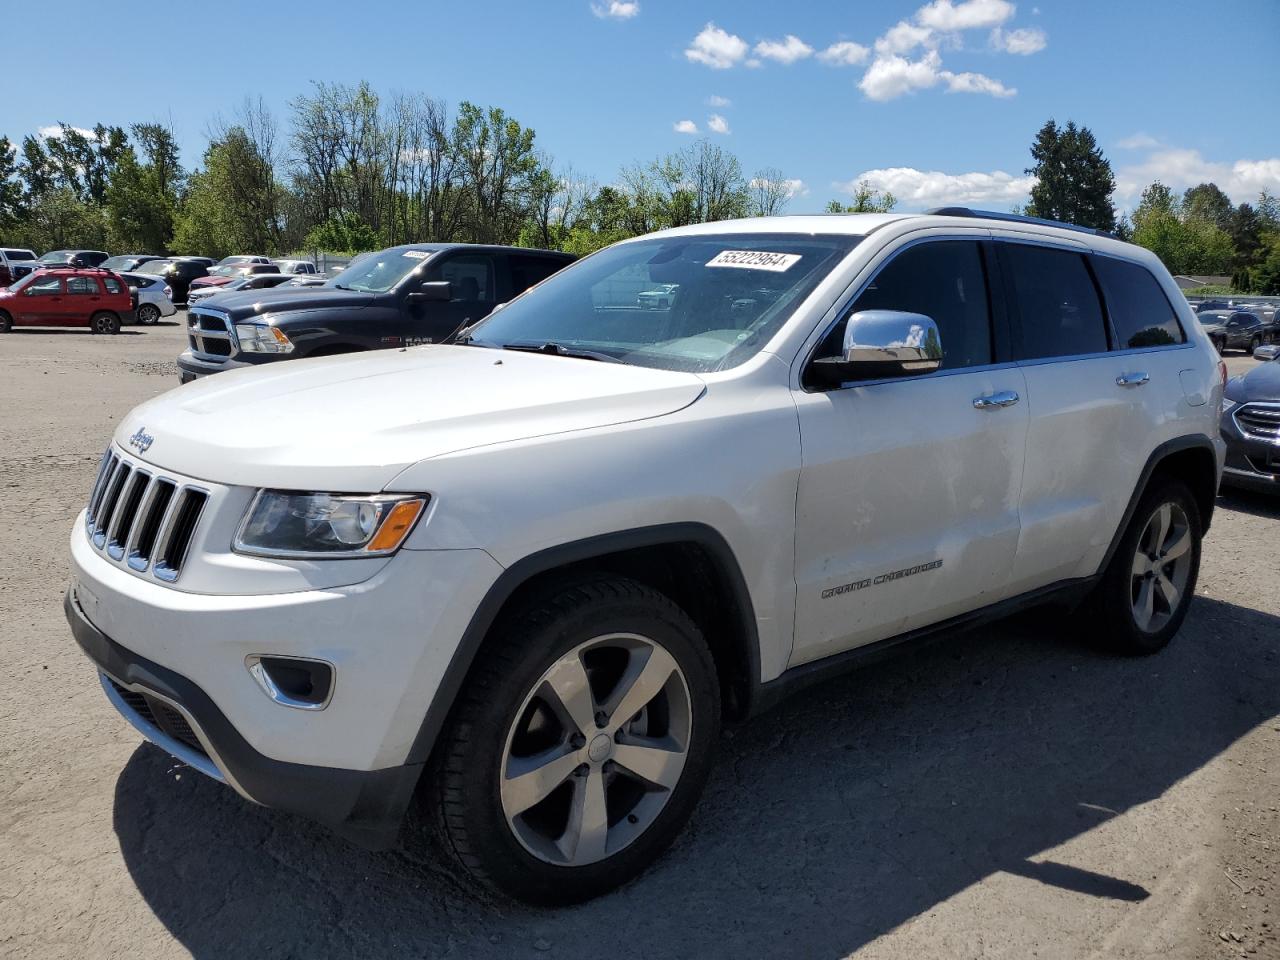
[66,210,1225,904]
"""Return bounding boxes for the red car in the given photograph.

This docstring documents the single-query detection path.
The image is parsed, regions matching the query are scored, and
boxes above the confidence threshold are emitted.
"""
[0,267,134,334]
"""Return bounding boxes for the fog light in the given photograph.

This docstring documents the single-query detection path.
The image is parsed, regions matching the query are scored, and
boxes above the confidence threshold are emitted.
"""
[245,655,334,710]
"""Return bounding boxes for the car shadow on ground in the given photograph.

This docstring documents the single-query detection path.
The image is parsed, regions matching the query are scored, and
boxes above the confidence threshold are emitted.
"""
[111,595,1280,959]
[1217,488,1280,521]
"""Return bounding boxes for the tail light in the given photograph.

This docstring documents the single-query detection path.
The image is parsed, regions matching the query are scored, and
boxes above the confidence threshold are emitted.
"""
[1219,360,1228,390]
[164,285,173,298]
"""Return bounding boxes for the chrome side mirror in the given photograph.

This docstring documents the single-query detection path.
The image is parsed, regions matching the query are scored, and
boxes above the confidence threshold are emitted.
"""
[811,310,943,385]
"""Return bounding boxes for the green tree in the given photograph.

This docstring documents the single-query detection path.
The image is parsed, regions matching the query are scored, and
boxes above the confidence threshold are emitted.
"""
[9,187,107,251]
[105,148,176,252]
[825,180,897,213]
[1181,182,1233,229]
[0,136,24,226]
[1024,119,1116,231]
[452,102,540,244]
[302,212,380,252]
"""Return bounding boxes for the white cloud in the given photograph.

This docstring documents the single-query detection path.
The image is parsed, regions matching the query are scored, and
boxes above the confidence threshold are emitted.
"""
[989,26,1046,54]
[1116,132,1161,150]
[917,0,1014,32]
[875,20,935,55]
[38,124,95,141]
[707,114,731,135]
[839,166,1035,210]
[1115,148,1280,207]
[685,22,748,69]
[591,0,638,19]
[818,40,871,66]
[745,57,763,68]
[858,50,944,101]
[707,94,732,107]
[753,34,814,65]
[673,119,699,134]
[942,70,1016,97]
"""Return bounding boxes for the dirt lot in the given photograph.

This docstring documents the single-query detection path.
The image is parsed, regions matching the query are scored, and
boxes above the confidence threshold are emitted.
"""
[1,319,1277,960]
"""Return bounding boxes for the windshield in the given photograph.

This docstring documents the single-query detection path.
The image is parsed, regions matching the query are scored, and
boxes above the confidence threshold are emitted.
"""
[101,256,139,272]
[465,233,861,372]
[37,251,71,264]
[4,249,34,261]
[328,248,434,293]
[8,271,42,292]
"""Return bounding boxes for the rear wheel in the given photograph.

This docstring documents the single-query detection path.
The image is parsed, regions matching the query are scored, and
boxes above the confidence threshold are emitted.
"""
[90,312,121,335]
[1079,478,1201,655]
[1250,335,1261,353]
[426,577,721,905]
[0,310,11,333]
[136,303,160,325]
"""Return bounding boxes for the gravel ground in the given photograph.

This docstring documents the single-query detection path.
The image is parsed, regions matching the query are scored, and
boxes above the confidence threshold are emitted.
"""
[1,320,1277,960]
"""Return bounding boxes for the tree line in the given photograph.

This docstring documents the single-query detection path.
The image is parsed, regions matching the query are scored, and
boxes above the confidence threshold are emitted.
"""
[0,86,1277,293]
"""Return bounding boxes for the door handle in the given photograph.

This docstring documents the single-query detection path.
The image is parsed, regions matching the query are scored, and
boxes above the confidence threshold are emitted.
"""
[1116,372,1149,387]
[973,390,1020,409]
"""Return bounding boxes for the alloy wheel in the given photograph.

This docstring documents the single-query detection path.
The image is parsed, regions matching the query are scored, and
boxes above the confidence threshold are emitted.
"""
[138,304,159,325]
[1130,501,1193,633]
[499,633,692,867]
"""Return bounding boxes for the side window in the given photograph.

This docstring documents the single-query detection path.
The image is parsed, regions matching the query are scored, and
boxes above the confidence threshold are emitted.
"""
[26,276,63,296]
[821,240,993,370]
[438,255,495,302]
[1093,257,1185,349]
[1003,244,1108,360]
[103,277,123,294]
[509,255,566,295]
[67,276,98,295]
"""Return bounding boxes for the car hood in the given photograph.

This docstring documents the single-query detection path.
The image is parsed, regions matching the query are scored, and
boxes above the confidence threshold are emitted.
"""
[115,345,707,489]
[1228,359,1280,403]
[189,287,373,318]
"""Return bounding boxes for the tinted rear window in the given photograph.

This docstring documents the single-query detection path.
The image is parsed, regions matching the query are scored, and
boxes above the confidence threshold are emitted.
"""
[1093,257,1185,348]
[1004,244,1108,360]
[4,249,35,260]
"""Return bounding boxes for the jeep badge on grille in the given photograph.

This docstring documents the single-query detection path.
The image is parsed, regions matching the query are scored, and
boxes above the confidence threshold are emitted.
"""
[127,427,154,453]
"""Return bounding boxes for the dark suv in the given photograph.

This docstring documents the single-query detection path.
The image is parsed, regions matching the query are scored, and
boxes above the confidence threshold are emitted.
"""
[137,258,210,305]
[36,249,110,269]
[1198,310,1273,354]
[177,244,573,381]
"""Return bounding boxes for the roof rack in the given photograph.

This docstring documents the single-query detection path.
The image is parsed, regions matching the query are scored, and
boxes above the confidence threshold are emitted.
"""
[925,206,1116,239]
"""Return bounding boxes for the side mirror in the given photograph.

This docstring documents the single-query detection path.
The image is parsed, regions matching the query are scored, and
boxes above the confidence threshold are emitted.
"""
[811,310,943,385]
[406,281,451,305]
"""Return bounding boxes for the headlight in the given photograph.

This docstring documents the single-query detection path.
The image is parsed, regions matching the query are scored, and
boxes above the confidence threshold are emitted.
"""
[234,491,427,558]
[235,323,294,353]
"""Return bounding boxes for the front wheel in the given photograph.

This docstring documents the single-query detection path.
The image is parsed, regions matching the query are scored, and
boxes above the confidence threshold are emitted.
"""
[1249,335,1261,353]
[1079,478,1201,655]
[90,311,121,335]
[426,577,721,905]
[0,310,11,333]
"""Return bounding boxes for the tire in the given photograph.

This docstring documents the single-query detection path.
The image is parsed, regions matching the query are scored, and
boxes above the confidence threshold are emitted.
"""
[90,312,121,335]
[425,576,721,905]
[136,303,160,325]
[1078,477,1201,655]
[0,310,11,333]
[1250,336,1261,353]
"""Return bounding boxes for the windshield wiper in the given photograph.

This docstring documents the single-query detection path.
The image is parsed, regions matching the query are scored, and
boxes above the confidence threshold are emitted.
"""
[501,341,624,364]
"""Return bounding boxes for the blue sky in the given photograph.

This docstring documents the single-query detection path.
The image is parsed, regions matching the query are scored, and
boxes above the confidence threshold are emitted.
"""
[9,0,1279,214]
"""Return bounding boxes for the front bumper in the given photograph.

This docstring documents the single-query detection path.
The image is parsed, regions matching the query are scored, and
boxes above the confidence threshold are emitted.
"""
[1220,406,1280,494]
[66,588,420,848]
[177,349,250,381]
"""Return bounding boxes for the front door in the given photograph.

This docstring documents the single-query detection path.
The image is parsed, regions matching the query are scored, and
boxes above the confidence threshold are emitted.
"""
[406,252,499,345]
[791,238,1028,666]
[17,275,65,325]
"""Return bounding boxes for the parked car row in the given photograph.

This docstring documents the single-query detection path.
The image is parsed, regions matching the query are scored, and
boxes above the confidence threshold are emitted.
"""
[1198,308,1278,354]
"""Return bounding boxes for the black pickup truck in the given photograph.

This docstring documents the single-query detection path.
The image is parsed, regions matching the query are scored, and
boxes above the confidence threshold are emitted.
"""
[177,243,573,381]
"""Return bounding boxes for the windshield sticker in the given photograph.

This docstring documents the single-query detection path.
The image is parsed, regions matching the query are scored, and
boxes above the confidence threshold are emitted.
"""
[402,250,430,259]
[706,250,802,272]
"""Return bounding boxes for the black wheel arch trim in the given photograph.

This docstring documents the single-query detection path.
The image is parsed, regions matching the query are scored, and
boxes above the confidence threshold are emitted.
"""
[402,521,761,767]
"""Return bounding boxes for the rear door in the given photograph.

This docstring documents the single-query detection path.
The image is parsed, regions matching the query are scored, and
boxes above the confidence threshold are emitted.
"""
[17,275,66,324]
[1001,240,1191,593]
[64,275,103,325]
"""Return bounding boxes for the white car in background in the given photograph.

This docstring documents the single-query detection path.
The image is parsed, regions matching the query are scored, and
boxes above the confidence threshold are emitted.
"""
[121,272,177,325]
[272,259,319,276]
[187,273,292,305]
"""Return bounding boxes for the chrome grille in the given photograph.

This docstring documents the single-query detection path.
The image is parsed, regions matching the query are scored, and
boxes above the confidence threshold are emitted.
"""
[85,450,208,583]
[187,308,236,359]
[1235,403,1280,443]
